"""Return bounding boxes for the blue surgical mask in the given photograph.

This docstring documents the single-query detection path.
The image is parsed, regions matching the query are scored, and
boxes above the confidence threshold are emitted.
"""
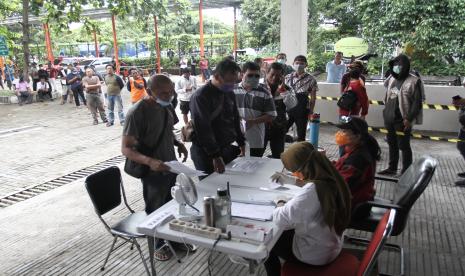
[220,83,235,92]
[156,98,171,107]
[393,65,402,74]
[277,59,286,64]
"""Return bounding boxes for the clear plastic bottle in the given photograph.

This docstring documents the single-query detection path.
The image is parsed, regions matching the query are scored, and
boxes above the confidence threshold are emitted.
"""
[214,189,231,231]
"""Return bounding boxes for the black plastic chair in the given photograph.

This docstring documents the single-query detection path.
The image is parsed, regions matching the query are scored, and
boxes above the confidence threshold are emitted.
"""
[348,155,438,276]
[85,166,150,275]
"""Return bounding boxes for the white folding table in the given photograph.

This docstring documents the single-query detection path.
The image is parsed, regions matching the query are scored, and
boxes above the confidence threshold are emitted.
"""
[137,157,302,275]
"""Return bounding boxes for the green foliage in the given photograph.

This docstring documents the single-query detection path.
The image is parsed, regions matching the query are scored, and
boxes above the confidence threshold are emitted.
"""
[357,0,465,63]
[120,55,228,69]
[307,52,333,73]
[241,0,280,46]
[313,0,360,36]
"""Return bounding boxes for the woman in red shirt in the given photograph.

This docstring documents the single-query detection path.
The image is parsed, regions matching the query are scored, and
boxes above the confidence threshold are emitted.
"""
[339,68,369,119]
[333,117,381,219]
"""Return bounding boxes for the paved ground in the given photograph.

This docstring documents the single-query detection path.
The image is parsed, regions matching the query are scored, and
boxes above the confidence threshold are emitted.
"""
[1,79,465,275]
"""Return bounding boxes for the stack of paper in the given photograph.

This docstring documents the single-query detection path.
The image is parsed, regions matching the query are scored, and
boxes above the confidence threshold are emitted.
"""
[228,159,266,173]
[166,161,206,177]
[231,202,275,221]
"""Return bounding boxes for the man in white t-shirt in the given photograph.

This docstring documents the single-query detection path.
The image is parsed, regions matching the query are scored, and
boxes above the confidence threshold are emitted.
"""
[37,77,53,101]
[175,68,197,124]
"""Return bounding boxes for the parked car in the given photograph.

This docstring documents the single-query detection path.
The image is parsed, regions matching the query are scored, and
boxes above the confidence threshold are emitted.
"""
[79,57,114,75]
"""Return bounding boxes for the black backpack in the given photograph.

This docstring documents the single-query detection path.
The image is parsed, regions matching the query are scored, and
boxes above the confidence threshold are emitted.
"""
[337,88,358,111]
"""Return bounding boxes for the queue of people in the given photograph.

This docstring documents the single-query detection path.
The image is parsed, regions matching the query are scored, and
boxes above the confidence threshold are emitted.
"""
[12,52,426,270]
[119,55,394,267]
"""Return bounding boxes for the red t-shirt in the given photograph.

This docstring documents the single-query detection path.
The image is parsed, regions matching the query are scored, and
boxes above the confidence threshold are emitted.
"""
[49,67,58,78]
[339,79,369,117]
[334,146,376,209]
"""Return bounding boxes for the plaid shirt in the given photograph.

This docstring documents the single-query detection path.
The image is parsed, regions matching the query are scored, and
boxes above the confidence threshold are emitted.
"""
[234,83,277,148]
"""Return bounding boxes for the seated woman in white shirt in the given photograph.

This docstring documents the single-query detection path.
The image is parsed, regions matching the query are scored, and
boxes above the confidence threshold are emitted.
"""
[265,141,351,276]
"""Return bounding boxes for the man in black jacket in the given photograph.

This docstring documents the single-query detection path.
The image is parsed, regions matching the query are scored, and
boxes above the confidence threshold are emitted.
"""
[378,54,423,175]
[190,58,245,175]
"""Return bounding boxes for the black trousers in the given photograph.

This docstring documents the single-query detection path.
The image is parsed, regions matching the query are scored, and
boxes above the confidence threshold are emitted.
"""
[264,126,286,159]
[71,86,87,106]
[287,111,309,142]
[141,172,177,214]
[141,172,177,248]
[190,142,240,177]
[250,148,265,157]
[385,121,412,173]
[38,91,52,100]
[457,129,465,162]
[264,230,301,276]
[32,79,39,91]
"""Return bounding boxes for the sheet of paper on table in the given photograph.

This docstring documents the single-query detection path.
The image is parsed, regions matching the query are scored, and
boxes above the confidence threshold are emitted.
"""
[228,159,266,173]
[166,161,207,177]
[231,202,275,221]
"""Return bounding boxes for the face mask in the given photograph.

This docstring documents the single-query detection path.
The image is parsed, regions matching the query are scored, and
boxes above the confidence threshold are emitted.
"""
[220,83,235,92]
[245,77,260,89]
[293,64,306,73]
[292,171,305,180]
[335,130,351,146]
[277,59,286,64]
[156,98,171,107]
[393,65,402,74]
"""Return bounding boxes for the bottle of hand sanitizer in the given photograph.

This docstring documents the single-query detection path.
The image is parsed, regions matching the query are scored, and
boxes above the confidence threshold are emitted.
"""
[214,189,231,231]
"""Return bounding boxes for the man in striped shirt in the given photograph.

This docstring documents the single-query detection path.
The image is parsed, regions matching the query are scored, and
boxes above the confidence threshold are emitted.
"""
[234,62,277,157]
[285,55,319,141]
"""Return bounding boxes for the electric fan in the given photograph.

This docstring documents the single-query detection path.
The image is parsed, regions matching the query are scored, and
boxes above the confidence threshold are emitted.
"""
[171,173,200,216]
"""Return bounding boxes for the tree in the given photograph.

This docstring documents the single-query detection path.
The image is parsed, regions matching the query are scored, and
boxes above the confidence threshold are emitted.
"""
[240,0,281,46]
[313,0,360,36]
[357,0,465,64]
[21,0,30,79]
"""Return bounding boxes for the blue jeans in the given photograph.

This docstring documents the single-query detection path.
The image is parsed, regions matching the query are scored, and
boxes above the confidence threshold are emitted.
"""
[107,95,124,124]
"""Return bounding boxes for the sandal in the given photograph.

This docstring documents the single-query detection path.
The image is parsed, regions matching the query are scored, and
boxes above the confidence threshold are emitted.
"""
[154,246,172,261]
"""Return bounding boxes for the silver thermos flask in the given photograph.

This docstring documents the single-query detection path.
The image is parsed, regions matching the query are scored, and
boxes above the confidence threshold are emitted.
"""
[203,196,215,227]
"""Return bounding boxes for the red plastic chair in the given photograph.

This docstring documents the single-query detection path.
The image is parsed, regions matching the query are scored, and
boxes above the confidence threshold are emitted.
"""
[281,209,396,276]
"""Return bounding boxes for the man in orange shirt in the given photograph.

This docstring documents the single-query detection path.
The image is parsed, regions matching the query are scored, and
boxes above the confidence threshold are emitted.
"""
[126,69,147,104]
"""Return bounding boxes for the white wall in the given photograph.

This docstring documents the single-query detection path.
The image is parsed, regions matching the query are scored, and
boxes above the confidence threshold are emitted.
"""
[315,82,463,133]
[280,0,308,62]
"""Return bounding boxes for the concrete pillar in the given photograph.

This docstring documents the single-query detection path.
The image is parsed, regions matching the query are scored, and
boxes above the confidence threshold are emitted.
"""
[280,0,308,63]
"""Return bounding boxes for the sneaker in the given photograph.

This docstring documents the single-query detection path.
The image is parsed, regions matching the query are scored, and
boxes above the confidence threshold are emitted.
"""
[455,179,465,186]
[106,122,114,127]
[172,242,197,252]
[458,172,465,178]
[377,168,397,175]
[120,121,125,126]
[93,120,98,125]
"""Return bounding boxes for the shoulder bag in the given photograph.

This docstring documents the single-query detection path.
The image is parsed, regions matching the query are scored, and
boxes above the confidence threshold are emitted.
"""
[181,94,224,142]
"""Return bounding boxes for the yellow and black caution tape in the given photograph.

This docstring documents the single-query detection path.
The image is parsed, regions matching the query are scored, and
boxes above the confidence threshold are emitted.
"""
[322,121,460,143]
[316,96,458,111]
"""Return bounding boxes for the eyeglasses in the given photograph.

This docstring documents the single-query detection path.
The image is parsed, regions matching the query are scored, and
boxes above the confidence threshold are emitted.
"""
[246,74,260,78]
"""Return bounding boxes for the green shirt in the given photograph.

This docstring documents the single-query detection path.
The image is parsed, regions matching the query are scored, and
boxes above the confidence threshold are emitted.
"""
[104,74,121,96]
